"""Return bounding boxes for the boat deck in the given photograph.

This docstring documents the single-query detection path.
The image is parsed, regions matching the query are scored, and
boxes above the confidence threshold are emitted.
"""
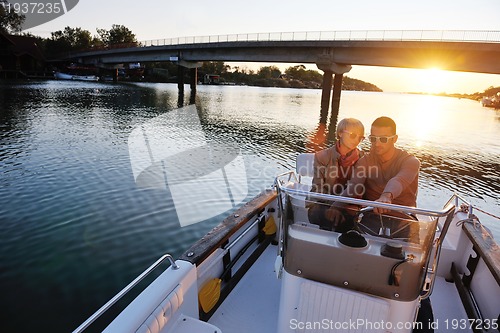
[209,244,282,332]
[208,243,471,333]
[431,278,472,333]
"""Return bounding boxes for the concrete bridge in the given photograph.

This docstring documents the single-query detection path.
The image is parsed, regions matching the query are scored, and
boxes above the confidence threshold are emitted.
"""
[64,30,500,124]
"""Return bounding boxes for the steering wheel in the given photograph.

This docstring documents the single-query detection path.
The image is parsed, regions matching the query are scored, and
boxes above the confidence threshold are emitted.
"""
[354,207,420,242]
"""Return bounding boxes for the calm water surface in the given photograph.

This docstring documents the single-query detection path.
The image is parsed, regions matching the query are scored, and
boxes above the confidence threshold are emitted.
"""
[0,81,499,332]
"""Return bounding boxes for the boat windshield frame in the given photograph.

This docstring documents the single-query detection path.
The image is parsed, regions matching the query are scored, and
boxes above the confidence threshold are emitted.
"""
[275,171,455,218]
[274,171,457,299]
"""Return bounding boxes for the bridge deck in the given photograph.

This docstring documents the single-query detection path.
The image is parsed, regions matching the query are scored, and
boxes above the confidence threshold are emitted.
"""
[66,30,500,74]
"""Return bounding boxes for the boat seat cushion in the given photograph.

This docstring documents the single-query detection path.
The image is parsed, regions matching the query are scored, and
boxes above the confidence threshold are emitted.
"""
[137,314,221,333]
[296,153,315,178]
[135,284,221,333]
[136,284,184,333]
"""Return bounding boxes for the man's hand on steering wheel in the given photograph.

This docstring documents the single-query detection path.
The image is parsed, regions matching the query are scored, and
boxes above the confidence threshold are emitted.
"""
[374,192,393,214]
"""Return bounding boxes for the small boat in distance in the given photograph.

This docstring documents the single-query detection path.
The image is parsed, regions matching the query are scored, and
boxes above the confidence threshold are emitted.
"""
[54,71,99,82]
[481,95,500,108]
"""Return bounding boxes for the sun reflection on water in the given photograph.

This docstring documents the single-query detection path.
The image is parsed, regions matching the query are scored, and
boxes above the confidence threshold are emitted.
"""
[397,94,449,148]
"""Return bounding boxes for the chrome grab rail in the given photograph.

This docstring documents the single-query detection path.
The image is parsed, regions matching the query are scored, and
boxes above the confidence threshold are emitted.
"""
[277,184,456,218]
[72,254,179,333]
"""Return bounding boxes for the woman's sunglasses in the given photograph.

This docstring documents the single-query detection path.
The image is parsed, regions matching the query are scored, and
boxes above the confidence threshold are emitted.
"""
[342,131,364,140]
[368,134,397,144]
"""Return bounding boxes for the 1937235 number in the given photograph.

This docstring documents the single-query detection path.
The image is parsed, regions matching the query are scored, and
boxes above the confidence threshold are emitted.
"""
[444,318,498,330]
[1,2,63,14]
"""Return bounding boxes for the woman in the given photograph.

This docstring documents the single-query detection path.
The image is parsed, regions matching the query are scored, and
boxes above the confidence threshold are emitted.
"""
[307,118,365,231]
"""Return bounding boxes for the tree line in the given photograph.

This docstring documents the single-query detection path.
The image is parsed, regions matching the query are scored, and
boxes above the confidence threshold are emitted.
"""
[11,25,138,58]
[196,62,382,91]
[0,10,383,90]
[0,8,499,96]
[1,3,137,56]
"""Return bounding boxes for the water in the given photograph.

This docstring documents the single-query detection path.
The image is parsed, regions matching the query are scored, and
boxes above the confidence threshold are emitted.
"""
[0,81,498,332]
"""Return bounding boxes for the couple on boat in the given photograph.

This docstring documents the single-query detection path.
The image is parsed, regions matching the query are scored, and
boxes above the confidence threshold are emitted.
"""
[308,116,420,240]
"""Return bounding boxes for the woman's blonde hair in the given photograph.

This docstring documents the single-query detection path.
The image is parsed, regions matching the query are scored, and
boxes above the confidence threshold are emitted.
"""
[336,118,365,139]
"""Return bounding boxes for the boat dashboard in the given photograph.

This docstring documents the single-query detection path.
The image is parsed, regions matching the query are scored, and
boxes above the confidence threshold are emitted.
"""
[275,173,455,301]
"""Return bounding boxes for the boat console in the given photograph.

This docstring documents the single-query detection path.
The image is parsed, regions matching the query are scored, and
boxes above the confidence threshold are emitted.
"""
[274,172,455,332]
[277,179,439,301]
[285,222,434,301]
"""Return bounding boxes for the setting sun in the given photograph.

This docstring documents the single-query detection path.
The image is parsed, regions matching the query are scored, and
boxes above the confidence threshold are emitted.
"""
[347,66,500,94]
[414,68,452,94]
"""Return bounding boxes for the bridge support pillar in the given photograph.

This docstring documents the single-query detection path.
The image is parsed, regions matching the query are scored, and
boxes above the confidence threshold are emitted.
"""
[176,61,202,104]
[190,68,197,95]
[316,62,352,139]
[177,66,185,94]
[190,68,197,104]
[320,71,333,123]
[329,73,345,136]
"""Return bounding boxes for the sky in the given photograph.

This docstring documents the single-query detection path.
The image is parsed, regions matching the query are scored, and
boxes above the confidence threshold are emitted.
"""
[24,0,500,94]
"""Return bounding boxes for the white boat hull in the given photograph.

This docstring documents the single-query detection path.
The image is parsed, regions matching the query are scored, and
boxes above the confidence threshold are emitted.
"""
[73,165,500,333]
[54,72,99,82]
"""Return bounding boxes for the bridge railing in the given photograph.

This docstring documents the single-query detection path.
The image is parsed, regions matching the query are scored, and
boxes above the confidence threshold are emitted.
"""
[140,30,500,47]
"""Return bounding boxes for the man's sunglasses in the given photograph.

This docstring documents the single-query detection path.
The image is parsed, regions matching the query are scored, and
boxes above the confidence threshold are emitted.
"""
[368,134,397,144]
[342,131,364,140]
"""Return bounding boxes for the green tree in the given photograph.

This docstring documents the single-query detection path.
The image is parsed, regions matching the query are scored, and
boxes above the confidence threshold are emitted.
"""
[284,65,306,80]
[302,69,322,84]
[257,65,281,79]
[201,61,230,74]
[97,24,137,47]
[343,77,382,91]
[0,0,25,33]
[484,86,500,97]
[45,26,94,56]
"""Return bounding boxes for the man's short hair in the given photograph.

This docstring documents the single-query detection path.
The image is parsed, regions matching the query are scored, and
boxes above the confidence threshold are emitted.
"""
[336,118,365,138]
[372,116,396,134]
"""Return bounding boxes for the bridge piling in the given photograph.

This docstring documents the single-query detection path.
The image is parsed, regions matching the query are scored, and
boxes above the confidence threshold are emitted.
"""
[328,73,344,139]
[190,68,197,96]
[177,66,185,95]
[316,62,352,139]
[176,61,202,100]
[320,71,333,123]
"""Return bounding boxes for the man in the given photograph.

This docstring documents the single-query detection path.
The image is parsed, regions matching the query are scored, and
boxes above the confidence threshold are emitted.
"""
[330,116,420,240]
[346,116,419,208]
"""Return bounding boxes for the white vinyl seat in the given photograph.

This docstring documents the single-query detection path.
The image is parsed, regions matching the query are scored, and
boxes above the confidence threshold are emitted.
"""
[296,153,315,181]
[287,153,315,224]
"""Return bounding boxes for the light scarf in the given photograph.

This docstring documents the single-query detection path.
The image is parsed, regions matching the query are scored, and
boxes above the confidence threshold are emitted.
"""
[336,141,360,168]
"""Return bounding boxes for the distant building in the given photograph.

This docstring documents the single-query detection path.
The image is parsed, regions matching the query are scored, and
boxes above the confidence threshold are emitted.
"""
[0,32,45,78]
[203,74,220,84]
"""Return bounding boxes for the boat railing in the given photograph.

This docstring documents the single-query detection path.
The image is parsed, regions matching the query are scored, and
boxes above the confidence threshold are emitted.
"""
[72,254,179,333]
[446,192,500,281]
[274,171,456,218]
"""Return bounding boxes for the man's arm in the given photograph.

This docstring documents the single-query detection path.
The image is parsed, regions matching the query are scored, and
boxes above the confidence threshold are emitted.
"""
[375,155,420,213]
[381,155,420,201]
